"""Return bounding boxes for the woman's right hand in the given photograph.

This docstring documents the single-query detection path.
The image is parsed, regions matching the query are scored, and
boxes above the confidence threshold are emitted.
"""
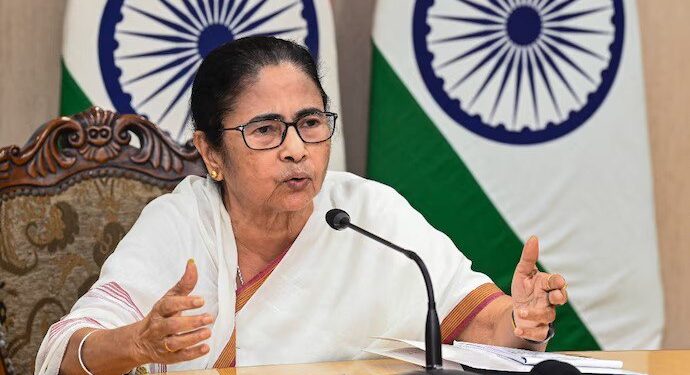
[131,259,214,365]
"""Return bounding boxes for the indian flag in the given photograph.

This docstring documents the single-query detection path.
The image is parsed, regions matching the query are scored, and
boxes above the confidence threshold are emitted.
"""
[369,0,663,350]
[60,0,346,170]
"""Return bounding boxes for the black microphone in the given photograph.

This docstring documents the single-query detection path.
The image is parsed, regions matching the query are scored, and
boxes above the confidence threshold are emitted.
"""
[326,208,476,375]
[530,360,582,374]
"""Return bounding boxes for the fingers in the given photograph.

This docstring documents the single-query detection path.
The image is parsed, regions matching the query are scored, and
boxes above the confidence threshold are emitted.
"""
[168,259,198,297]
[514,325,550,342]
[155,314,214,336]
[543,273,566,291]
[168,344,211,363]
[541,273,568,305]
[138,313,214,365]
[515,236,540,276]
[548,289,568,306]
[156,296,205,317]
[164,327,212,352]
[515,307,556,324]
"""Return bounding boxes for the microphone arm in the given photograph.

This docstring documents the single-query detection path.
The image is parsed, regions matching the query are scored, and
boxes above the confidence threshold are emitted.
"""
[326,208,480,374]
[343,220,443,370]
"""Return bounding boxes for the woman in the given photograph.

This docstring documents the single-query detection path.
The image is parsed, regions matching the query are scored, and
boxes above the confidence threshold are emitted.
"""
[36,37,568,374]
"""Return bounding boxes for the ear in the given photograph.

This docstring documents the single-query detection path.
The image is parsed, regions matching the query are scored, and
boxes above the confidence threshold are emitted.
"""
[193,131,224,180]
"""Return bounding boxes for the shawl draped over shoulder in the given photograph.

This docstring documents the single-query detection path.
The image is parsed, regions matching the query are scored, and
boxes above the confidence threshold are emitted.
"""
[35,171,503,374]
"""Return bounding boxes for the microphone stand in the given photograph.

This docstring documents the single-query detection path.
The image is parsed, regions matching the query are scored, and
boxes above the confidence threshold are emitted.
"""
[326,209,475,374]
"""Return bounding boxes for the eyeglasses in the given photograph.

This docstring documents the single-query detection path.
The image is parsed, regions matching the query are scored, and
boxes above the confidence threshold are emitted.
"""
[222,111,338,150]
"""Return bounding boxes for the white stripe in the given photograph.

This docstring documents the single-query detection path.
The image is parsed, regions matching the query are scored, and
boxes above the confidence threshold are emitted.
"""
[373,0,663,349]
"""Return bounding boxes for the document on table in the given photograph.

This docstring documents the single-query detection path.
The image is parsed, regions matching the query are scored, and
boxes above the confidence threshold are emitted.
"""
[364,337,644,374]
[454,341,623,368]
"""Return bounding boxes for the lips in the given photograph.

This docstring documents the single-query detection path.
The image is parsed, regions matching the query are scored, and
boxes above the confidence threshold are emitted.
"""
[283,172,311,190]
[284,177,309,190]
[283,172,309,182]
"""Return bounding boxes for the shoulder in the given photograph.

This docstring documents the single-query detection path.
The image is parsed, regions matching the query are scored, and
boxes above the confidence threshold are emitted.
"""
[318,171,430,240]
[319,172,492,304]
[97,175,222,301]
[321,171,407,209]
[105,175,221,269]
[133,175,221,239]
[142,175,218,217]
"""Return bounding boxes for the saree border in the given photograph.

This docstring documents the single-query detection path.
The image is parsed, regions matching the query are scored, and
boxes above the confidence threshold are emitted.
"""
[440,282,505,344]
[212,250,288,368]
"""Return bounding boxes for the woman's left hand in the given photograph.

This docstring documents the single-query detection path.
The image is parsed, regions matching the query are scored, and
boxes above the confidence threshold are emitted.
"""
[510,236,568,342]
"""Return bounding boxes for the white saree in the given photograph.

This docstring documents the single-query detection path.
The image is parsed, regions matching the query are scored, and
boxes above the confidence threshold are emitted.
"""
[35,172,503,374]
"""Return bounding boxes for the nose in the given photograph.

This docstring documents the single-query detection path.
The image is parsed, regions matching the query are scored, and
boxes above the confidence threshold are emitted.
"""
[279,126,307,163]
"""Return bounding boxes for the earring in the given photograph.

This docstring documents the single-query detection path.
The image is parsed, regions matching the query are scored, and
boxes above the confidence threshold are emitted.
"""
[209,170,219,180]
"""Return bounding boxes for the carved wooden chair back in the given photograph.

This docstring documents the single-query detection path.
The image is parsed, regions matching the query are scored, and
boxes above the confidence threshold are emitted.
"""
[0,107,206,374]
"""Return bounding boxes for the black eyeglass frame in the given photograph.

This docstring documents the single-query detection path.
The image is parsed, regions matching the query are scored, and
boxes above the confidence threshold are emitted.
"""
[221,111,338,150]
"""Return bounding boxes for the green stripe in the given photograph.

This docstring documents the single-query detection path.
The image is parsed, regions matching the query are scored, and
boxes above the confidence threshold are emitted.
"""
[367,44,599,351]
[60,59,92,116]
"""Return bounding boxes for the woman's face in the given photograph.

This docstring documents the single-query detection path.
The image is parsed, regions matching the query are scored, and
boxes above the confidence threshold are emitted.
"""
[216,63,331,214]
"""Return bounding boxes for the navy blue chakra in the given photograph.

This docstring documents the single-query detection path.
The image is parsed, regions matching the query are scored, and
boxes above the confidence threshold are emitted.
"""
[99,0,319,140]
[413,0,625,144]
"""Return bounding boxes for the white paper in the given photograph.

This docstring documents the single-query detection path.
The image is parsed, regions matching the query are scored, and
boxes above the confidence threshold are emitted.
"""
[454,341,623,368]
[367,337,644,375]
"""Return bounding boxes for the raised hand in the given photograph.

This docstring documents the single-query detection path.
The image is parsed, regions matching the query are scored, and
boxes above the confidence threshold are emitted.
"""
[132,259,214,364]
[511,236,568,342]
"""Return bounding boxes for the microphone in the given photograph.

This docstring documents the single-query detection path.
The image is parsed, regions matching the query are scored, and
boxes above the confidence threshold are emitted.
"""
[326,208,476,375]
[530,360,582,374]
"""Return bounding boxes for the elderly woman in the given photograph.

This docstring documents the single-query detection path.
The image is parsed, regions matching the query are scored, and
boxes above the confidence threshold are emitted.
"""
[35,37,568,374]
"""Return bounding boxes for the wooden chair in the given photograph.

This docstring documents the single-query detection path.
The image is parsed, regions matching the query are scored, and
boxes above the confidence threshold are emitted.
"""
[1,287,11,375]
[0,107,206,374]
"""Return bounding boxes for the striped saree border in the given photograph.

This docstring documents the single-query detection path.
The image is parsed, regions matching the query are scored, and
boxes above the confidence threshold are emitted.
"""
[213,329,236,368]
[213,260,501,367]
[440,283,504,344]
[213,251,287,368]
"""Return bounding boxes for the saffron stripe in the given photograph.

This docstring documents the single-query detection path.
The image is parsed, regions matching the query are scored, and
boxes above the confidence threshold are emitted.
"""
[236,248,290,294]
[440,283,504,344]
[235,271,272,311]
[214,329,236,368]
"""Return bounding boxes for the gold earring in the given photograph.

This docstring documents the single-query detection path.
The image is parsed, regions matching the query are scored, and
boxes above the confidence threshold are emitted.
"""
[209,170,219,180]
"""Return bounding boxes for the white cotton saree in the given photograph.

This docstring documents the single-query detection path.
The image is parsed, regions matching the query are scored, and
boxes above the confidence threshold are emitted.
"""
[35,172,502,374]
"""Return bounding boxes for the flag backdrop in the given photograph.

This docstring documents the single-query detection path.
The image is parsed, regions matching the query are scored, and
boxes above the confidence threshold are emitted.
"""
[369,0,663,350]
[60,0,346,170]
